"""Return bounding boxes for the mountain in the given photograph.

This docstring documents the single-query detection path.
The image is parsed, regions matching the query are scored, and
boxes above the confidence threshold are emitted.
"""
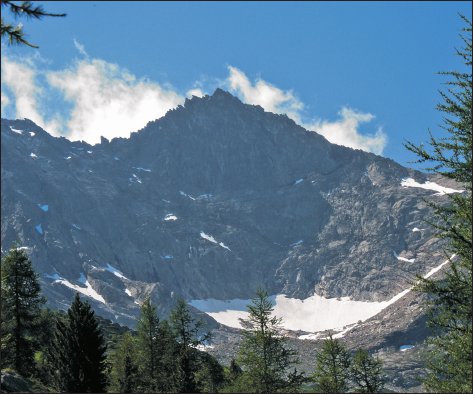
[1,89,461,336]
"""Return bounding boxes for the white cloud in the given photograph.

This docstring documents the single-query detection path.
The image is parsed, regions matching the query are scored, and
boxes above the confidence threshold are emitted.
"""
[186,88,205,98]
[224,66,387,154]
[46,58,184,143]
[1,45,387,153]
[304,107,388,155]
[73,38,88,57]
[1,55,61,133]
[1,91,10,115]
[226,66,304,121]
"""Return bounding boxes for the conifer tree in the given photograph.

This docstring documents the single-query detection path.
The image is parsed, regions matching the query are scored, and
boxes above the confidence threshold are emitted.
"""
[1,0,66,48]
[48,293,108,392]
[195,351,226,393]
[136,297,161,392]
[109,331,139,393]
[227,358,243,382]
[311,333,351,393]
[405,15,472,393]
[0,247,45,376]
[235,289,305,393]
[169,298,210,393]
[350,349,384,393]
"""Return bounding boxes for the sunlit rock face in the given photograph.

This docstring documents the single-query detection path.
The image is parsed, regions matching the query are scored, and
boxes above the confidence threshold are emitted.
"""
[1,89,460,328]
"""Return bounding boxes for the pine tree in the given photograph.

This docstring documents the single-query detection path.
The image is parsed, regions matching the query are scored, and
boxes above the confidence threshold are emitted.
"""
[195,352,226,393]
[0,247,45,376]
[227,358,243,383]
[48,293,108,392]
[404,15,472,393]
[1,0,65,48]
[109,331,139,393]
[136,297,161,391]
[311,333,351,393]
[236,289,305,393]
[169,298,210,393]
[350,349,384,393]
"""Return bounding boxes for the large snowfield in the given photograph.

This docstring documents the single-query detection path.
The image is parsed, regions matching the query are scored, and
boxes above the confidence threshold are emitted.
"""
[190,256,454,335]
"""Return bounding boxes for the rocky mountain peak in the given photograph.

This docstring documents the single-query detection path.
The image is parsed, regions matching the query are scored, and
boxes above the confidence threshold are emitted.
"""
[1,94,460,330]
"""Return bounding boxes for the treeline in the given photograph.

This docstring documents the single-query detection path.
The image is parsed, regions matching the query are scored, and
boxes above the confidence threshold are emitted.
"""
[0,248,385,393]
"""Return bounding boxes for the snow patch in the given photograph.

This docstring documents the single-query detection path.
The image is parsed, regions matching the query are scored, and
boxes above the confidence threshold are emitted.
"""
[162,255,174,260]
[190,256,454,333]
[105,263,127,279]
[65,156,72,160]
[196,344,215,351]
[125,288,132,297]
[164,214,178,221]
[129,174,142,184]
[72,223,81,230]
[200,232,218,244]
[133,166,152,172]
[180,191,196,200]
[30,152,37,158]
[54,277,106,304]
[400,345,415,352]
[294,178,304,185]
[87,150,93,154]
[37,204,49,212]
[200,232,231,251]
[394,252,415,263]
[219,242,231,251]
[401,178,464,195]
[412,227,422,232]
[290,240,303,247]
[298,332,322,340]
[35,224,43,235]
[11,127,23,134]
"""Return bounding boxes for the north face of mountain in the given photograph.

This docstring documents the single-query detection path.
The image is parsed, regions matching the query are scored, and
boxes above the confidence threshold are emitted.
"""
[1,89,459,328]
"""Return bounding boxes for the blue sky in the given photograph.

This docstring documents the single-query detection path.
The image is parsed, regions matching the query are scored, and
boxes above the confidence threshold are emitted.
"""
[1,1,471,168]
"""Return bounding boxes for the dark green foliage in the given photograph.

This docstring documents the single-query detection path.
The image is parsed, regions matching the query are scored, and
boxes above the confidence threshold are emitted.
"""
[311,333,351,393]
[226,358,243,382]
[405,15,472,393]
[32,308,62,385]
[47,293,108,392]
[135,298,181,392]
[169,298,210,393]
[136,297,161,391]
[0,0,65,48]
[109,332,139,393]
[350,349,384,393]
[195,351,226,393]
[235,289,305,393]
[0,247,45,376]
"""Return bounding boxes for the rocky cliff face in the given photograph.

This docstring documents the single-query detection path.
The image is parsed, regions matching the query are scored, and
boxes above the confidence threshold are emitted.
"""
[1,89,459,329]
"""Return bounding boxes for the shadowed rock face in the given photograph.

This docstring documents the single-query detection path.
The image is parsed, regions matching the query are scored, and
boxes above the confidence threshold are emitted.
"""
[1,89,457,327]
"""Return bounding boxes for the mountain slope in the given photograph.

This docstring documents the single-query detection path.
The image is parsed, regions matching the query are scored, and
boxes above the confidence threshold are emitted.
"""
[1,89,461,330]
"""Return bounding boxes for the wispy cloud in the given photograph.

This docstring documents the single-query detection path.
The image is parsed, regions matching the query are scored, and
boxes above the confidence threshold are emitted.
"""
[224,66,387,154]
[304,107,387,155]
[226,66,304,121]
[73,38,88,57]
[46,58,183,143]
[1,91,10,115]
[1,42,387,153]
[1,55,62,134]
